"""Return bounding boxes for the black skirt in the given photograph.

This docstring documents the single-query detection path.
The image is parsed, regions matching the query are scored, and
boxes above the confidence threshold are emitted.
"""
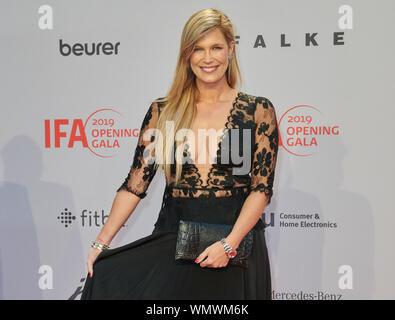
[80,186,272,300]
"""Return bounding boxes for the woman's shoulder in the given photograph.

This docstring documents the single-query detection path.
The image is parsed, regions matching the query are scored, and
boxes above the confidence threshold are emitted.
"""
[238,92,275,122]
[149,96,167,115]
[239,91,274,109]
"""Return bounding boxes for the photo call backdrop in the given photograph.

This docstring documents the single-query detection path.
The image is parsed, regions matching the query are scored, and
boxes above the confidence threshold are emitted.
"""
[0,0,394,300]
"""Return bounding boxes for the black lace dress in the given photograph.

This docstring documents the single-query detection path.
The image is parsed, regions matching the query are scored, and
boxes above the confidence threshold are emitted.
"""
[80,91,279,300]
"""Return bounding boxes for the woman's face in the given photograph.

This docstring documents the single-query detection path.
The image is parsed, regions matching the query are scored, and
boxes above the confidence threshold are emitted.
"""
[189,28,234,85]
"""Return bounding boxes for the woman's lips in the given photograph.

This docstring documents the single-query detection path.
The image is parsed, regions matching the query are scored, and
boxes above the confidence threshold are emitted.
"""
[200,66,219,73]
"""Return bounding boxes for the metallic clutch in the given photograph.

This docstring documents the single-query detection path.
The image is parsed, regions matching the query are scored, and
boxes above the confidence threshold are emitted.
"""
[175,219,254,268]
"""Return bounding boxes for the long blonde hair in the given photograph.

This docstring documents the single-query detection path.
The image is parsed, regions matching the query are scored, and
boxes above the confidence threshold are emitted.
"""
[153,8,242,185]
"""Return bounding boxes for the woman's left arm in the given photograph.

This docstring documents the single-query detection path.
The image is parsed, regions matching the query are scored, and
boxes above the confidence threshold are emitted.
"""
[226,97,279,250]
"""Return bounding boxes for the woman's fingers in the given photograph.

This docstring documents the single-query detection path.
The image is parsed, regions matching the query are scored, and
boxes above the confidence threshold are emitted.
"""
[87,260,93,277]
[195,247,209,265]
[198,242,230,268]
[86,248,101,278]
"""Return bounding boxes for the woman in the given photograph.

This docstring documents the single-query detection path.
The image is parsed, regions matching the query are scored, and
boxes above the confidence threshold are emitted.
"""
[81,8,279,300]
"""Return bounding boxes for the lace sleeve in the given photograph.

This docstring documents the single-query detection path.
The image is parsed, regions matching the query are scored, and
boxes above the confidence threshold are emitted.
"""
[116,101,160,199]
[250,97,279,205]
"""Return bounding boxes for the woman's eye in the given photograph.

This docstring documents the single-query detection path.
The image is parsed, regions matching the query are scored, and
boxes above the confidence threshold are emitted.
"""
[194,47,222,51]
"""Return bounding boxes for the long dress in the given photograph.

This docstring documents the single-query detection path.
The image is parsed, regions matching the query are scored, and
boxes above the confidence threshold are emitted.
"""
[80,91,279,300]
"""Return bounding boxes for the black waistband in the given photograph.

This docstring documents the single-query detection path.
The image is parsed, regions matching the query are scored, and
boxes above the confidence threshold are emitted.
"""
[163,185,251,199]
[153,185,264,234]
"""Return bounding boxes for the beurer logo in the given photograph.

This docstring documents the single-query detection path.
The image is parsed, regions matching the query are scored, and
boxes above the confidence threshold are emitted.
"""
[59,39,120,56]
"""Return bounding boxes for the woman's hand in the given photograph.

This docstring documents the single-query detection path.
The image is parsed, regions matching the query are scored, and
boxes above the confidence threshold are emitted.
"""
[86,247,103,278]
[195,241,230,268]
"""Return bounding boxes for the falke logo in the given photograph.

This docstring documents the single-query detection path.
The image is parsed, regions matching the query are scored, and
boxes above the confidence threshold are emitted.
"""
[44,108,138,158]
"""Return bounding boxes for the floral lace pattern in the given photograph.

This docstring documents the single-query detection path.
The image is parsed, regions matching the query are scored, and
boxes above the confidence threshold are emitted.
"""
[117,91,279,204]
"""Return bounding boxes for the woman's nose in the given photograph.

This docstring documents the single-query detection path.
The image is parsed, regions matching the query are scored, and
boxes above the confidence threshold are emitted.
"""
[203,50,214,61]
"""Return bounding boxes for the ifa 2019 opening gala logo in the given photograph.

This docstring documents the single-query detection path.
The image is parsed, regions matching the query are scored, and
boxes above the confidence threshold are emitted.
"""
[44,108,133,158]
[278,105,340,157]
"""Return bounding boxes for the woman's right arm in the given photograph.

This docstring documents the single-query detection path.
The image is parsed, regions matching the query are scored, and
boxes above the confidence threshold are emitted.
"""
[86,191,141,277]
[86,101,161,277]
[94,191,142,246]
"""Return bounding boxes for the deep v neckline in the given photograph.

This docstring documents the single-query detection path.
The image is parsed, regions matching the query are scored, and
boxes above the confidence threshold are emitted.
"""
[186,90,242,186]
[213,90,242,159]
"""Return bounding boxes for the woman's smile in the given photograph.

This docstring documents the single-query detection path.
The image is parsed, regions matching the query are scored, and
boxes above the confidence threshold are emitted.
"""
[200,65,219,73]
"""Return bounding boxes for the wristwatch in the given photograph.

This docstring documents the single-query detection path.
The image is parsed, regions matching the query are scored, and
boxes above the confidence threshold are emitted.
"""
[220,238,237,259]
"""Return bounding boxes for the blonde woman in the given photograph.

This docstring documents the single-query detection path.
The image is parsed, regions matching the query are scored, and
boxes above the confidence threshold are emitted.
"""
[81,8,279,300]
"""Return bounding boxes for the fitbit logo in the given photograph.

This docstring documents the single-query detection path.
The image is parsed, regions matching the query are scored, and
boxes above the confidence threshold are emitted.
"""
[57,208,126,228]
[81,209,109,227]
[57,208,76,228]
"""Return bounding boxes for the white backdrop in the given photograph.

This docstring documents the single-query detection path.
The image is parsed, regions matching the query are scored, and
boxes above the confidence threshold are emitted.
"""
[0,0,394,299]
